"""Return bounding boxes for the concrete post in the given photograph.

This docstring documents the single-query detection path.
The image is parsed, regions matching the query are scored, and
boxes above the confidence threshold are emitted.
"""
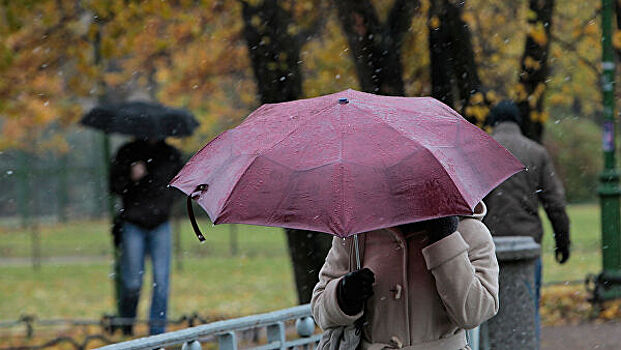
[485,236,541,350]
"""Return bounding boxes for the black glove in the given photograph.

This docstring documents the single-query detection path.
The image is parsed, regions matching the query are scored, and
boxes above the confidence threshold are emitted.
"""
[337,268,375,316]
[425,216,459,243]
[554,232,570,264]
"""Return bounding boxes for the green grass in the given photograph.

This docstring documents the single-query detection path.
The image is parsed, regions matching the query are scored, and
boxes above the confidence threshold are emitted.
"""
[0,220,288,259]
[0,203,604,322]
[540,203,601,283]
[0,257,296,321]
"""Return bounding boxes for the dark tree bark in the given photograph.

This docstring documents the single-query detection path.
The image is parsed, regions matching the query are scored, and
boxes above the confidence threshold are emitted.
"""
[443,0,482,110]
[429,0,486,125]
[239,0,331,304]
[428,0,455,106]
[240,0,303,104]
[516,0,555,142]
[334,0,420,96]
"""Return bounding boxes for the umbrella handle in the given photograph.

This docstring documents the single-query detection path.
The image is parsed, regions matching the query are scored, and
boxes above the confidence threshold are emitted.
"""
[353,234,361,270]
[187,185,208,242]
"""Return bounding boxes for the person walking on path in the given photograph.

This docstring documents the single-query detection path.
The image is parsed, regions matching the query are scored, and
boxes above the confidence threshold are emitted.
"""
[482,100,571,343]
[110,138,183,335]
[311,202,499,350]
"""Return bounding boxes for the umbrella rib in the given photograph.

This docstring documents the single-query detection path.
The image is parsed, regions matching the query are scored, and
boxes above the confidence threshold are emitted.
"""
[422,146,472,210]
[374,113,472,209]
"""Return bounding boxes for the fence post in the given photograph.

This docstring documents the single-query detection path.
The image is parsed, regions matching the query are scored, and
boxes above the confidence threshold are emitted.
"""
[218,332,236,350]
[267,322,286,350]
[57,154,69,222]
[17,152,30,230]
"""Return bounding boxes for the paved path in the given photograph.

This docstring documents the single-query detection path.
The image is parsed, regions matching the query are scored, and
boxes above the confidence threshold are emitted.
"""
[542,321,621,349]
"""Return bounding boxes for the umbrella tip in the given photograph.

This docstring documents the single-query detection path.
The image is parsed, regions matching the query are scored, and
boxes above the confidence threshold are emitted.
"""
[338,98,349,105]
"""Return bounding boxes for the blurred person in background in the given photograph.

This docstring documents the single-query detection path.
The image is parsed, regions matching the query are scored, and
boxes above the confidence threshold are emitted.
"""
[483,100,571,343]
[110,137,183,335]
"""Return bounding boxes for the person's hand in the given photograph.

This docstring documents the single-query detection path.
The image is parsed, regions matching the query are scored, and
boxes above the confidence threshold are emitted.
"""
[130,161,148,181]
[554,232,570,264]
[337,268,375,316]
[425,216,459,243]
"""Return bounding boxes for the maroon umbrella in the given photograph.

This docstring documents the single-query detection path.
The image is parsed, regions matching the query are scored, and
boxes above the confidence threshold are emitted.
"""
[170,89,523,241]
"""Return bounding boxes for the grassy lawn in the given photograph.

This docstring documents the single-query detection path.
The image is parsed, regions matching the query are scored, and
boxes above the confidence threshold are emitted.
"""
[540,203,601,284]
[0,203,603,323]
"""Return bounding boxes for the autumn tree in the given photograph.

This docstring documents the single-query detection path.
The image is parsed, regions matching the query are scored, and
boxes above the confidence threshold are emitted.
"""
[515,0,555,141]
[428,0,486,118]
[334,0,420,96]
[426,0,557,141]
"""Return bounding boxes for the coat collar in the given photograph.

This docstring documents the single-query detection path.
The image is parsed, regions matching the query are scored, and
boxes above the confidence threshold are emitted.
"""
[492,121,522,136]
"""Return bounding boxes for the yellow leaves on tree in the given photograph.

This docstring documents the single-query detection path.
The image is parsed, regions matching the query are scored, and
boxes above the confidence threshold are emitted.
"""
[428,16,441,30]
[528,22,548,47]
[613,30,621,50]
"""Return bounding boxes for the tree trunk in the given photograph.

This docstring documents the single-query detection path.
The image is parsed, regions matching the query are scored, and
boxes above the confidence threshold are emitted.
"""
[239,0,331,304]
[429,0,488,126]
[428,0,455,106]
[443,0,482,111]
[516,0,555,142]
[241,0,303,104]
[334,0,419,96]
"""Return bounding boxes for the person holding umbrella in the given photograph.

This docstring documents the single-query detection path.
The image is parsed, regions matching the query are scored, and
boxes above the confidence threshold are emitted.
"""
[168,90,520,349]
[110,136,182,335]
[311,202,498,350]
[82,101,197,335]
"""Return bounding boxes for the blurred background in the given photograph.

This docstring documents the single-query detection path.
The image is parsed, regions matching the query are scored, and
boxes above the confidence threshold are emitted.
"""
[0,0,617,348]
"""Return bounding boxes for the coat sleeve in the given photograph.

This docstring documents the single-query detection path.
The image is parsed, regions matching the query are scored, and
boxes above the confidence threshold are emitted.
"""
[421,219,499,329]
[311,236,362,330]
[109,144,136,196]
[538,150,570,240]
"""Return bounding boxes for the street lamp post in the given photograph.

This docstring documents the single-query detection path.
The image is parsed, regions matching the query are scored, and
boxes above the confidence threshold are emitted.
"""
[590,0,621,303]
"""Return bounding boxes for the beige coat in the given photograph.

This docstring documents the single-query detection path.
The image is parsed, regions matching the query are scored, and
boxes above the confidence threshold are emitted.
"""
[311,203,499,350]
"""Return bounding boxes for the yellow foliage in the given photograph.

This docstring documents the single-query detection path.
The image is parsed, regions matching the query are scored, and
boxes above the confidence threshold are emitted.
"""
[470,92,484,104]
[526,9,538,21]
[524,56,541,70]
[513,83,528,102]
[583,21,598,36]
[613,30,621,50]
[461,12,475,26]
[429,16,441,30]
[528,22,548,46]
[485,90,498,104]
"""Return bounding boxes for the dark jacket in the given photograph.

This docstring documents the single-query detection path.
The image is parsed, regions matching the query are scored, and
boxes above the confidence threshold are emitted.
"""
[483,122,569,243]
[110,140,183,229]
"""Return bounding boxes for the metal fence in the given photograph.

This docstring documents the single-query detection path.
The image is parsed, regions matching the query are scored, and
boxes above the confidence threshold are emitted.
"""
[0,127,128,225]
[95,305,321,350]
[95,305,480,350]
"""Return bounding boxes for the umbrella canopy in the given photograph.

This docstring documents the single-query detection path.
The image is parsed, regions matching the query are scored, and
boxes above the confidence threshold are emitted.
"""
[170,89,523,238]
[81,101,199,138]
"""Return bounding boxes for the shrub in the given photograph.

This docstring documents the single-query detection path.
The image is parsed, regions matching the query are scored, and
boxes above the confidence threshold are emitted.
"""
[543,117,602,203]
